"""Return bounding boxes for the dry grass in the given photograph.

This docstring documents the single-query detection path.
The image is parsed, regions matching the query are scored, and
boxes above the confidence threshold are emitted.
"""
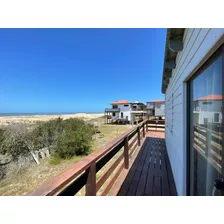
[0,117,132,196]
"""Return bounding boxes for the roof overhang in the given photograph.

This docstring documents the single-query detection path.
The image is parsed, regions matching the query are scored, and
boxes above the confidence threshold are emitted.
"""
[161,28,185,94]
[131,102,146,106]
[146,100,165,103]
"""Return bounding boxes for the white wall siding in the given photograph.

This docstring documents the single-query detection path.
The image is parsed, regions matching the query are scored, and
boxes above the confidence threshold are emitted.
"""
[165,28,224,195]
[111,104,131,121]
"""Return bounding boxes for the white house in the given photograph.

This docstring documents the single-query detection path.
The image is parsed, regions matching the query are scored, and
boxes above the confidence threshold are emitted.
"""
[162,28,224,196]
[105,100,147,124]
[193,94,222,125]
[146,100,165,118]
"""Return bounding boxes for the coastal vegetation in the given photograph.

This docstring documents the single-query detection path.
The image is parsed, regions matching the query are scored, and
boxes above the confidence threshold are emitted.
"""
[0,115,131,195]
[0,118,95,161]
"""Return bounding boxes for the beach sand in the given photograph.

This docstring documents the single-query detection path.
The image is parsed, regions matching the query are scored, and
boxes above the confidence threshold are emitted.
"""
[0,113,104,125]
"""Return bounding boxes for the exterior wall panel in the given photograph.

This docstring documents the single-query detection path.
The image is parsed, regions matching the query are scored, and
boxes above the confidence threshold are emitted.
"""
[165,28,224,195]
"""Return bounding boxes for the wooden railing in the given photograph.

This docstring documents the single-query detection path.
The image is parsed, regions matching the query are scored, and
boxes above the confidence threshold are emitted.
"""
[105,108,120,112]
[29,120,148,196]
[147,120,165,131]
[193,124,223,173]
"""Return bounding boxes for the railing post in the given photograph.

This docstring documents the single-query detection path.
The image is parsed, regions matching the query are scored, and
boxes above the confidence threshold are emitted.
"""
[86,162,96,196]
[206,129,211,158]
[143,123,145,138]
[137,126,141,146]
[124,136,129,169]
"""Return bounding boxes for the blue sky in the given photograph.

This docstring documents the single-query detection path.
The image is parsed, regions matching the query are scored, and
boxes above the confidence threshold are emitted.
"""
[0,28,166,113]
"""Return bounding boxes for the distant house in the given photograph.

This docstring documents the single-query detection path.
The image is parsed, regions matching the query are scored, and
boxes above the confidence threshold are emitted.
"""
[146,100,165,118]
[105,100,147,124]
[193,94,222,125]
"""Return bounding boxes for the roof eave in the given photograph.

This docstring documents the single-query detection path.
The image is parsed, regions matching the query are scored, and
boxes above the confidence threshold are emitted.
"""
[161,28,185,94]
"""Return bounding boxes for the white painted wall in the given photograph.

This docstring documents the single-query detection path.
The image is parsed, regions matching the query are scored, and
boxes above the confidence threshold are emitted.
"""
[111,104,131,121]
[155,102,165,116]
[165,28,224,195]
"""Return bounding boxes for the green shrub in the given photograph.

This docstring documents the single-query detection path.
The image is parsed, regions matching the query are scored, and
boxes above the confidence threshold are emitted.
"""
[30,117,64,149]
[54,118,95,158]
[0,117,95,161]
[0,127,30,158]
[49,156,61,165]
[0,128,5,146]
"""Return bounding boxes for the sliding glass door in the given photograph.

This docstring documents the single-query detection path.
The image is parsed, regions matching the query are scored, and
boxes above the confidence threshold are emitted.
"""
[188,48,224,196]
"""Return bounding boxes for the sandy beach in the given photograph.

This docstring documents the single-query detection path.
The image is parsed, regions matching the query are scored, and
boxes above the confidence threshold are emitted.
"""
[0,113,104,126]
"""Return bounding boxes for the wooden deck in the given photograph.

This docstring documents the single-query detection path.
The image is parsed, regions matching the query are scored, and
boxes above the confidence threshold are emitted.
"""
[117,134,177,196]
[29,120,177,196]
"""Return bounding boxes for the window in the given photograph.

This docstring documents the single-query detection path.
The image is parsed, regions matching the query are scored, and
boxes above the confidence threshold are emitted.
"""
[188,49,224,196]
[124,105,129,107]
[214,113,220,123]
[112,105,118,109]
[112,112,116,116]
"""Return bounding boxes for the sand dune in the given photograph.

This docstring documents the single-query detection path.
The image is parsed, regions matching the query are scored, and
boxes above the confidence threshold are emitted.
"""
[0,113,104,125]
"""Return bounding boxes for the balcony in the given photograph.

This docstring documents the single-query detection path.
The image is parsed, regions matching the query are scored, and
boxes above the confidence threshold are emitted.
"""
[147,105,154,109]
[28,120,176,196]
[105,108,120,113]
[131,106,146,111]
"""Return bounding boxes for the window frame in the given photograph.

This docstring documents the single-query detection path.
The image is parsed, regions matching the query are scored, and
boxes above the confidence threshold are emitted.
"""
[186,44,224,196]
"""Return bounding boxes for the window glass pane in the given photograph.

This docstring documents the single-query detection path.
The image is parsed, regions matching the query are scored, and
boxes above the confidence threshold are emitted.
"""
[190,56,223,196]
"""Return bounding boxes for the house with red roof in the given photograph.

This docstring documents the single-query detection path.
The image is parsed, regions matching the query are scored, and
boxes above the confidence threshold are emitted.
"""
[146,100,165,118]
[105,100,147,124]
[193,94,222,125]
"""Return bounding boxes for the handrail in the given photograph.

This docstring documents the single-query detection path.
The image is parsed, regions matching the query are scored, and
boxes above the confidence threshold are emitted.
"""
[28,119,148,196]
[105,108,120,112]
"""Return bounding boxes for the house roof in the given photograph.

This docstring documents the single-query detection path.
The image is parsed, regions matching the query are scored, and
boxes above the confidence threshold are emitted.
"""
[195,94,223,101]
[111,100,131,105]
[147,100,165,103]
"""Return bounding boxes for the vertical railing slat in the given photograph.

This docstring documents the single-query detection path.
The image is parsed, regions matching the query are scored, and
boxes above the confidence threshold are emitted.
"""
[86,162,96,196]
[137,126,141,146]
[143,123,145,137]
[124,137,129,169]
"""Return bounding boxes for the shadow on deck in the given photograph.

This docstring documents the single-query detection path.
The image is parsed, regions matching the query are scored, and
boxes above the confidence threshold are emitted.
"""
[117,134,177,196]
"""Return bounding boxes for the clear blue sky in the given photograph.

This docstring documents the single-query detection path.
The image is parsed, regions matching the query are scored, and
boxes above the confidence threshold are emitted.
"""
[0,28,166,113]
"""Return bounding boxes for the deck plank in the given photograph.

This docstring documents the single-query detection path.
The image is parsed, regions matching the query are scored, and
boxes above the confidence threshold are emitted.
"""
[117,140,148,196]
[117,134,177,196]
[126,139,149,196]
[135,138,152,196]
[160,150,170,196]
